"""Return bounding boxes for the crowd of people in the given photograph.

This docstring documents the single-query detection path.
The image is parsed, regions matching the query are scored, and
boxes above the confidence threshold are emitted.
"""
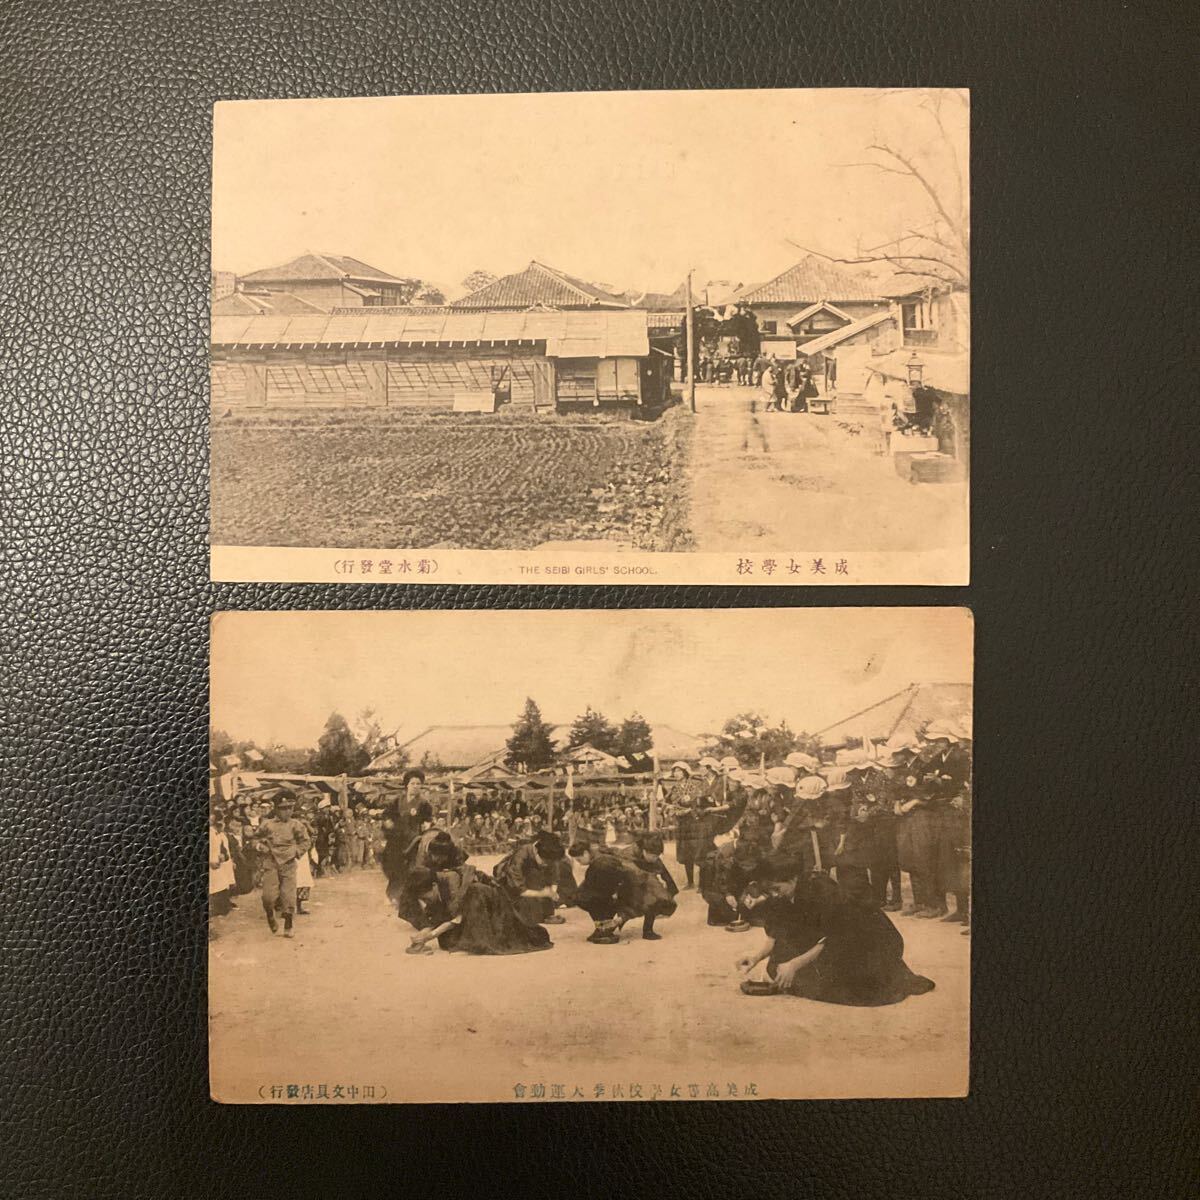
[208,791,385,937]
[361,723,971,1007]
[756,357,824,413]
[692,350,825,412]
[212,723,969,1006]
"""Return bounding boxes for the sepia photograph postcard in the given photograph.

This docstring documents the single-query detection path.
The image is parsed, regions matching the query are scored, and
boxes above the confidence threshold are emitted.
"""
[209,607,973,1103]
[210,89,970,586]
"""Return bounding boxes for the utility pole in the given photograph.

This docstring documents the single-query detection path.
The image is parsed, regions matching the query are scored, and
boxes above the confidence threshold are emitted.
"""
[685,269,696,413]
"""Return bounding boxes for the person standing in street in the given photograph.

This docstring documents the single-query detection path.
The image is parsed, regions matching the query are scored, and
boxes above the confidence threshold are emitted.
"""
[762,361,779,411]
[251,793,312,939]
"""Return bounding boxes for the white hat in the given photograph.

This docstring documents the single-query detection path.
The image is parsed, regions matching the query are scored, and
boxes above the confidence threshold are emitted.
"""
[699,756,721,771]
[821,767,852,792]
[794,775,828,801]
[670,761,693,776]
[719,755,740,771]
[766,766,797,786]
[785,751,819,771]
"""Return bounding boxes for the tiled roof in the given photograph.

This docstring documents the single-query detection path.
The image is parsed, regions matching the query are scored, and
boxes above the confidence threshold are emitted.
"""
[451,260,631,310]
[795,311,895,356]
[211,289,326,316]
[239,252,414,285]
[211,308,650,357]
[366,722,704,772]
[634,285,688,311]
[736,256,888,305]
[397,724,568,770]
[816,683,973,747]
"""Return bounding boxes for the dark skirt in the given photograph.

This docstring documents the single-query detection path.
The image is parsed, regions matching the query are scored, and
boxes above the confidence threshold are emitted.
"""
[439,883,552,956]
[513,894,555,925]
[934,808,970,893]
[624,868,677,920]
[577,857,677,923]
[896,808,939,876]
[769,907,935,1006]
[555,857,579,905]
[675,814,709,866]
[233,847,257,895]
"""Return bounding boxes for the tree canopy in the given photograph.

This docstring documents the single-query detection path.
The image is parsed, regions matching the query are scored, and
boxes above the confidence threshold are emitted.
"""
[706,712,820,768]
[566,705,618,755]
[309,711,371,777]
[614,712,654,759]
[461,268,498,293]
[506,697,557,772]
[677,301,761,366]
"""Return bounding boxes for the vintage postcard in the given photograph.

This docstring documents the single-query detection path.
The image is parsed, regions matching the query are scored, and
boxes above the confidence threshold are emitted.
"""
[210,89,969,585]
[209,608,973,1102]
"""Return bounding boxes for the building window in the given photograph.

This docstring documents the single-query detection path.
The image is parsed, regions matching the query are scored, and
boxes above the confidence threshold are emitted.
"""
[902,299,939,347]
[760,320,777,335]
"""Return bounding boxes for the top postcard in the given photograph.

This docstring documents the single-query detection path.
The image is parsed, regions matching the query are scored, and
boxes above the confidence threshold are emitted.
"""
[210,89,969,586]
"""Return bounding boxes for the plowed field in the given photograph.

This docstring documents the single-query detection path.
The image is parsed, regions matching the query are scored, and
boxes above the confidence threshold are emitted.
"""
[211,408,693,550]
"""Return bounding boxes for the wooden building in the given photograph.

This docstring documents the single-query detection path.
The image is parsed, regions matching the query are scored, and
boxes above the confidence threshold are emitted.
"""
[235,252,420,310]
[735,256,892,359]
[211,308,669,412]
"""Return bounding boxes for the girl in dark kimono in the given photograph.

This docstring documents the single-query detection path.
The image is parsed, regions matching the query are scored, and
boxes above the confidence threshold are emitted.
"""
[228,810,257,895]
[736,857,934,1006]
[404,865,552,957]
[672,768,744,887]
[568,841,677,944]
[380,793,434,922]
[626,833,679,941]
[833,795,878,909]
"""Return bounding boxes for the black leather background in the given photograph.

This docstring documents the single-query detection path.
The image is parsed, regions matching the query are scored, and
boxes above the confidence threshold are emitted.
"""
[1,1,1194,1196]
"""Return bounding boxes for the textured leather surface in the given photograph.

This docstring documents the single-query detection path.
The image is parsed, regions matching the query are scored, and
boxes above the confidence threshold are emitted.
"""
[1,1,1194,1196]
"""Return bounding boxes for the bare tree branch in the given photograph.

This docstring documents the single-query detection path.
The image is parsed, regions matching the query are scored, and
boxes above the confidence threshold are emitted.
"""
[785,241,967,284]
[865,227,962,256]
[866,142,968,253]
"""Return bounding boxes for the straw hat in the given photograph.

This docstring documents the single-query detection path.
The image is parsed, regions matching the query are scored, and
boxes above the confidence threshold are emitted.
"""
[765,766,797,786]
[719,755,740,771]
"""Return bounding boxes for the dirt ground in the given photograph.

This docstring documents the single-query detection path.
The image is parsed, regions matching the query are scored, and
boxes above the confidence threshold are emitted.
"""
[209,851,970,1104]
[686,386,968,559]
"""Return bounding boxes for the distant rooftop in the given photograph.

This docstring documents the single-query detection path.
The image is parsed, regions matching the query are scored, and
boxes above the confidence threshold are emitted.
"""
[451,260,631,310]
[239,252,415,286]
[736,256,890,305]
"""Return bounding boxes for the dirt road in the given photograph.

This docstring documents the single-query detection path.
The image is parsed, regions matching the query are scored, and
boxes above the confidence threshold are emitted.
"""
[210,855,969,1104]
[686,386,968,558]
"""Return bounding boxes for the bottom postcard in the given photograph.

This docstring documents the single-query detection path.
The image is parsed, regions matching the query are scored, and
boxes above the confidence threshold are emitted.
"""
[209,607,972,1102]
